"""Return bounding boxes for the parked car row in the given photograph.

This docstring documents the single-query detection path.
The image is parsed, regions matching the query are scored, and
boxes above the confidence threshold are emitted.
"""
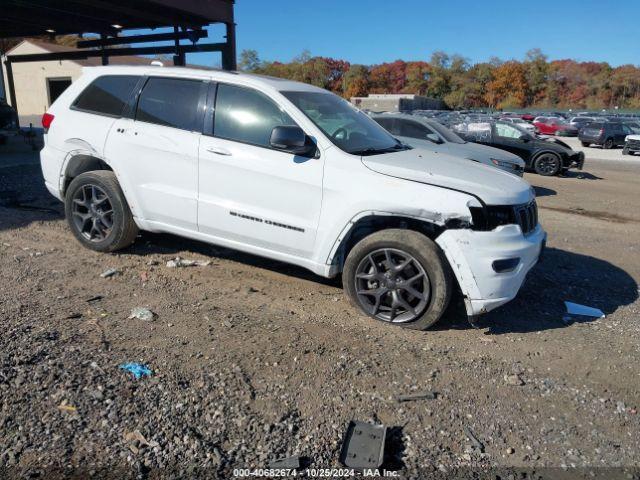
[384,107,640,156]
[371,114,525,176]
[369,110,584,177]
[452,121,584,176]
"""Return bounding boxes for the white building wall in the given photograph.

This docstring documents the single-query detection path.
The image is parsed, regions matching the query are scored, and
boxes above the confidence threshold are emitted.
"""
[2,41,83,124]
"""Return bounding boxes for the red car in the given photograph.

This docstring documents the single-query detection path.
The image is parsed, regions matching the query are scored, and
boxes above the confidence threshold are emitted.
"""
[533,117,579,136]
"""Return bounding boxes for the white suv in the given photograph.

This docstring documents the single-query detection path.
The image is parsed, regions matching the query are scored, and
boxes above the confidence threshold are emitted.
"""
[40,66,546,330]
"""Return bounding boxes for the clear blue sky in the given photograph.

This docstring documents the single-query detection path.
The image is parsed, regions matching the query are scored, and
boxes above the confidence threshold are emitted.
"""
[186,0,639,67]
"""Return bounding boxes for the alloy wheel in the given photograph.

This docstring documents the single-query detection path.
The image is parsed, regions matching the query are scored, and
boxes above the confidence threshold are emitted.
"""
[354,248,430,323]
[71,184,114,242]
[536,154,559,175]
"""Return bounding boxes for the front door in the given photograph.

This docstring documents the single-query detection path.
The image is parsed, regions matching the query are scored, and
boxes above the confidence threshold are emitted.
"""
[105,76,207,230]
[493,123,531,161]
[198,83,323,258]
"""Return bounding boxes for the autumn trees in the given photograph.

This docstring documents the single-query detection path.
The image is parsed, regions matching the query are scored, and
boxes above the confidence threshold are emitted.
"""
[238,48,640,110]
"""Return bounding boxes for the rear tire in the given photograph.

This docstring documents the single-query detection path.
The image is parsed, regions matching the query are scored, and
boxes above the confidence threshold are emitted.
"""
[533,152,561,176]
[603,138,614,149]
[64,171,138,252]
[343,229,453,330]
[581,141,590,147]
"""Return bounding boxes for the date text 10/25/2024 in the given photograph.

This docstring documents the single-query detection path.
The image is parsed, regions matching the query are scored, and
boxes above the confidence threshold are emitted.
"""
[233,468,400,477]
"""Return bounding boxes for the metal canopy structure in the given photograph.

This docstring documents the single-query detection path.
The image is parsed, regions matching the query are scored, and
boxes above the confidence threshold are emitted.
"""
[2,0,236,126]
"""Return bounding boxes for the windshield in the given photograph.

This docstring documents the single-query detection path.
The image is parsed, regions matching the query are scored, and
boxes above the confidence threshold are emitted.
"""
[282,91,407,155]
[426,120,466,144]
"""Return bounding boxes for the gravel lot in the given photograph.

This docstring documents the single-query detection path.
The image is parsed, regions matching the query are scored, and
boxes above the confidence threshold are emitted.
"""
[1,136,639,479]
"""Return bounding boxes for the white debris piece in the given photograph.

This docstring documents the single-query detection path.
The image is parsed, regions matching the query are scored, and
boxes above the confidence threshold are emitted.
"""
[100,268,120,278]
[128,307,156,321]
[564,301,605,319]
[166,256,212,268]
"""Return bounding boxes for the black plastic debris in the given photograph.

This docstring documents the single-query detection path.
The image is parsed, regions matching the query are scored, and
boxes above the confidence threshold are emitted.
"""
[340,420,386,471]
[268,456,301,469]
[86,295,103,303]
[396,391,437,402]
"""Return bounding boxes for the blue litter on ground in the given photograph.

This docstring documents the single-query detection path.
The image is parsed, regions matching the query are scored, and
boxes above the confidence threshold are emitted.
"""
[564,301,605,319]
[119,363,152,380]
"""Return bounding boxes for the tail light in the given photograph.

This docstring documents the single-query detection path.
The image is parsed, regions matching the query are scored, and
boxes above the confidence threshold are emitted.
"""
[42,112,55,132]
[599,129,604,136]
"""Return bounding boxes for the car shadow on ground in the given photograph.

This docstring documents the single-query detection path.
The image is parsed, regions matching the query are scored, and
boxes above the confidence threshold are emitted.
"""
[130,231,341,287]
[436,246,638,334]
[532,185,557,197]
[131,234,638,335]
[560,170,603,180]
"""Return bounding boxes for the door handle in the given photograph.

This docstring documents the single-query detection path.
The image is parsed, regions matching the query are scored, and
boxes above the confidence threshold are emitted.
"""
[206,146,232,156]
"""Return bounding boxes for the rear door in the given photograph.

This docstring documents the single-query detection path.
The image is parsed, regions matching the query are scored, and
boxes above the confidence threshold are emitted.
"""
[105,76,207,230]
[197,83,323,258]
[52,75,140,156]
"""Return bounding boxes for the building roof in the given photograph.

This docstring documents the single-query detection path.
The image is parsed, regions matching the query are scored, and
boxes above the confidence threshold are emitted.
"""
[0,0,234,38]
[7,39,165,67]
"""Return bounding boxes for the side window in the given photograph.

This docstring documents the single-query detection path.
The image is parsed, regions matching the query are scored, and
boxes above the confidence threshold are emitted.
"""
[374,117,399,135]
[214,83,296,147]
[73,75,140,116]
[398,120,432,139]
[136,77,205,131]
[495,123,522,139]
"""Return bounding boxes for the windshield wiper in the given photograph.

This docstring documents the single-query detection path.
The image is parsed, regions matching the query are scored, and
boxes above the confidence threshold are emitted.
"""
[351,143,410,156]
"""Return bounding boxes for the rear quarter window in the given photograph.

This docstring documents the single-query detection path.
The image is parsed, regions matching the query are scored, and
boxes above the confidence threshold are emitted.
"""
[73,75,140,116]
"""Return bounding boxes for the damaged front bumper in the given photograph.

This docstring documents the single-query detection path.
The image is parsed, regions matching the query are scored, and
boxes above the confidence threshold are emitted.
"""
[436,223,546,316]
[567,151,585,170]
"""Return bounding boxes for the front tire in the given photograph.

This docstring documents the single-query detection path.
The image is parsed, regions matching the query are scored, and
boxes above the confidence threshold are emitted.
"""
[64,171,138,252]
[343,229,453,330]
[581,141,590,147]
[533,152,561,176]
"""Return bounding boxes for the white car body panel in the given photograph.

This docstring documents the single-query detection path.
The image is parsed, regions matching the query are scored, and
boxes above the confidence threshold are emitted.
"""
[40,65,546,318]
[105,118,200,230]
[197,135,323,258]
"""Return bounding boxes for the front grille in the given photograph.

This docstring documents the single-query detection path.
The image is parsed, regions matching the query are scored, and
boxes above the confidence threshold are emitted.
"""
[514,200,538,235]
[627,139,640,150]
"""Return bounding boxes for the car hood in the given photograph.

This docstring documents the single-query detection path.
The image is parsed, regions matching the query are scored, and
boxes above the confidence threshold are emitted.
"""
[398,136,524,166]
[537,136,572,151]
[444,141,525,166]
[362,148,533,205]
[626,134,640,141]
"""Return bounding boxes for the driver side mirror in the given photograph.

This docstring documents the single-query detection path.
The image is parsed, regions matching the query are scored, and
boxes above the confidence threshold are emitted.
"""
[519,134,530,142]
[270,126,313,156]
[426,133,443,144]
